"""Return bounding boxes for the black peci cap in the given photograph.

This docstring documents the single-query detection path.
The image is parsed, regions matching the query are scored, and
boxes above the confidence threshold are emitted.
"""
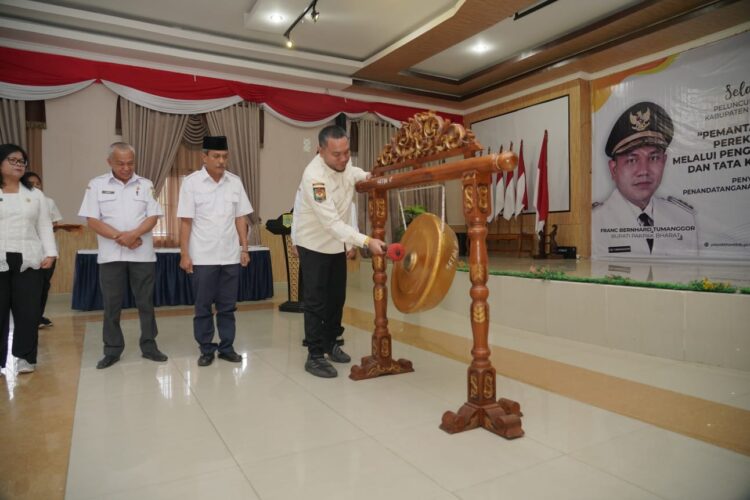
[605,102,673,158]
[202,136,228,151]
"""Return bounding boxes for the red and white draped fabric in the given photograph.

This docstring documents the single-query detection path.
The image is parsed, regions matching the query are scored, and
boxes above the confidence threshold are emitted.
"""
[0,47,463,127]
[514,140,528,216]
[534,130,549,233]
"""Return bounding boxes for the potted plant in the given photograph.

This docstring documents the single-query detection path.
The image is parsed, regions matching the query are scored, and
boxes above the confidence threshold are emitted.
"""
[395,204,427,242]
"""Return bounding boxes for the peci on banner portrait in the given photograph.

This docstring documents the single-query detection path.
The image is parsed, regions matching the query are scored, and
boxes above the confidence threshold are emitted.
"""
[591,31,750,260]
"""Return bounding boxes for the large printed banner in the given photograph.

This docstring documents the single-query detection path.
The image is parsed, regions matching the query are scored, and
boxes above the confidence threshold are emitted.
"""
[592,32,750,260]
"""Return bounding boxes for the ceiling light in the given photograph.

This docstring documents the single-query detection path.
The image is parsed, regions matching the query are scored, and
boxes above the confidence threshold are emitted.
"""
[268,13,285,24]
[471,42,491,54]
[283,0,319,48]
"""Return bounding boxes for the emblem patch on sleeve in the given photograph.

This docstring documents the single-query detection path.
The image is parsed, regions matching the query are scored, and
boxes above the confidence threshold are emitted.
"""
[312,182,327,202]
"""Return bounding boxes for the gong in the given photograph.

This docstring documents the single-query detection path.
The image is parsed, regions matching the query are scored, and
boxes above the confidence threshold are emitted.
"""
[391,213,459,313]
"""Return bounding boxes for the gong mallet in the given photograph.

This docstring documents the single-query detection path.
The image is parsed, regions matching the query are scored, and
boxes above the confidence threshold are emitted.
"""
[386,242,405,261]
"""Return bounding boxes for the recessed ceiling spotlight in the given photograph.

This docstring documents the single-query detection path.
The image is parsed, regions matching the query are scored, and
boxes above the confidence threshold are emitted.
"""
[471,42,491,54]
[268,13,285,24]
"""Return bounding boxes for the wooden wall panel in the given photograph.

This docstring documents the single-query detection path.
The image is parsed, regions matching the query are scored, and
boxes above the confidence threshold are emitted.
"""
[465,79,592,256]
[258,226,287,284]
[50,226,97,294]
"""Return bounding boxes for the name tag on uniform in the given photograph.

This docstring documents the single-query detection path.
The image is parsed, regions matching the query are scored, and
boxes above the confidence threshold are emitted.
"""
[608,246,631,253]
[102,190,115,194]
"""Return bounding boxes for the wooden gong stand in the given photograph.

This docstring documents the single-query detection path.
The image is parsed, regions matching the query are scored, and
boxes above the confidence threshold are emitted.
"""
[349,112,523,439]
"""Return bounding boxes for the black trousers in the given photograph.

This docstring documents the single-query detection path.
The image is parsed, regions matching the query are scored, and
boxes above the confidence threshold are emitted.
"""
[191,264,240,355]
[40,259,56,317]
[297,247,346,358]
[99,261,158,357]
[0,253,44,367]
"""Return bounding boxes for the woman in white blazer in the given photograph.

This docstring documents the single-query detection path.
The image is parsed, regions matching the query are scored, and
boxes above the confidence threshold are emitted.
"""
[0,144,58,374]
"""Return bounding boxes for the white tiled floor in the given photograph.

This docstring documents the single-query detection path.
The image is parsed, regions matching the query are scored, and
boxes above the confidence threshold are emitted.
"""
[65,288,750,500]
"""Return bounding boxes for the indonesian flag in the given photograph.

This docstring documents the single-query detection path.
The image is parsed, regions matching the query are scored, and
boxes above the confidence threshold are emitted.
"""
[534,130,549,233]
[487,172,498,223]
[515,140,528,216]
[502,171,515,220]
[494,170,505,219]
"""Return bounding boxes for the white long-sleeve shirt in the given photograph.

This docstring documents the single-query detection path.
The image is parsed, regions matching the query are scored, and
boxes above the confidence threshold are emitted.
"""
[291,187,359,249]
[0,185,58,272]
[291,155,368,254]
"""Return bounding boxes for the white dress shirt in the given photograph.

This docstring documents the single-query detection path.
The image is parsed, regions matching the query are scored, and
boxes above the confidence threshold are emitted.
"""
[0,185,58,272]
[292,155,369,254]
[176,167,253,265]
[592,187,697,257]
[78,172,163,264]
[46,195,63,223]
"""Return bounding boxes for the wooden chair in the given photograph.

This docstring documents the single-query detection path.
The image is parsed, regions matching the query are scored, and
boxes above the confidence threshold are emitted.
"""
[486,215,534,257]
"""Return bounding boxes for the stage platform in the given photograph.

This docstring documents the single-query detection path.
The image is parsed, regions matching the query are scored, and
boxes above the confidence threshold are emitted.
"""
[351,256,750,373]
[485,255,750,288]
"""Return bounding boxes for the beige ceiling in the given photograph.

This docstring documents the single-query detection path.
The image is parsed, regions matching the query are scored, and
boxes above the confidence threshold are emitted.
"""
[0,0,748,111]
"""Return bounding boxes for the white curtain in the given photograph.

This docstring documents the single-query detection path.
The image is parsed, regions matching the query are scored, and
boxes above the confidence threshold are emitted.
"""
[0,80,94,101]
[103,81,242,115]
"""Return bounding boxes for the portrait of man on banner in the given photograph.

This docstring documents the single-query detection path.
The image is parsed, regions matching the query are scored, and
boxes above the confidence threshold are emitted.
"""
[592,101,698,257]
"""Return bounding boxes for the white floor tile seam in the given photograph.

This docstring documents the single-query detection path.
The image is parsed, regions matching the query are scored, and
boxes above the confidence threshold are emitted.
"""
[562,453,672,500]
[381,430,563,495]
[166,348,412,491]
[154,354,268,500]
[235,434,456,499]
[451,455,667,500]
[450,454,593,498]
[65,429,242,499]
[82,466,260,500]
[234,432,379,471]
[70,328,284,499]
[67,462,246,500]
[264,354,443,444]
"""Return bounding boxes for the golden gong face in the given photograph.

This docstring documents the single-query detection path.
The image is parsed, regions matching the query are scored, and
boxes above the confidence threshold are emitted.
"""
[391,213,459,313]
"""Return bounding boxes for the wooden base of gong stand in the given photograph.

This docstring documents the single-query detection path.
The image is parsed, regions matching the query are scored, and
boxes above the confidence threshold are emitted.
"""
[441,403,524,438]
[350,354,413,380]
[440,364,524,438]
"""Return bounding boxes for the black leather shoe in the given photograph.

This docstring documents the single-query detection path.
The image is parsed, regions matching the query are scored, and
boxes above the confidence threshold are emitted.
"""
[142,350,168,362]
[304,356,337,378]
[218,350,242,363]
[197,353,214,366]
[96,355,120,369]
[326,344,351,363]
